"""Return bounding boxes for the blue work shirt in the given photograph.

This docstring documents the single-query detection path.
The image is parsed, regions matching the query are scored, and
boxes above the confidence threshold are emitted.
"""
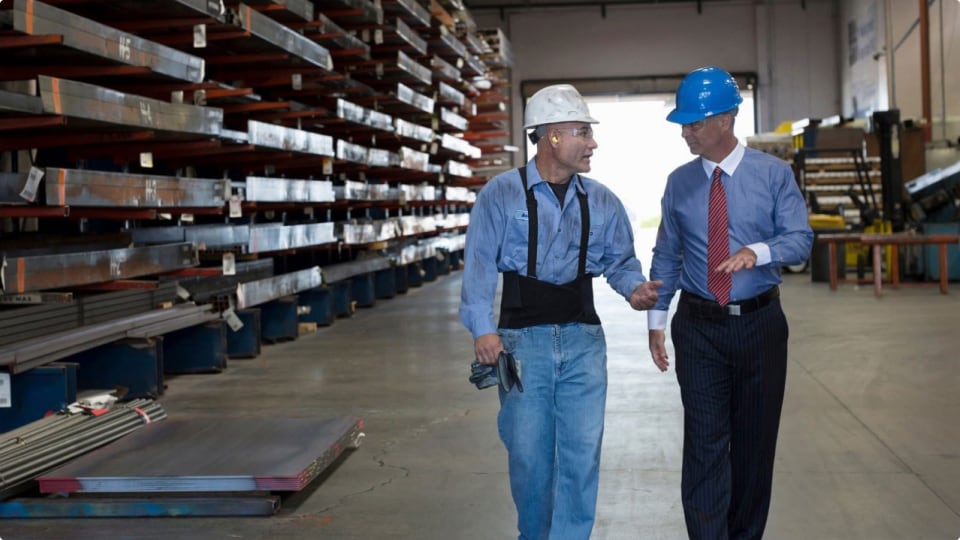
[650,145,813,315]
[460,159,649,339]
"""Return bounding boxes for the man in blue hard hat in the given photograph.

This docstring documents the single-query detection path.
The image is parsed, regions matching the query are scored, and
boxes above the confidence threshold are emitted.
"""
[460,83,662,539]
[647,67,812,539]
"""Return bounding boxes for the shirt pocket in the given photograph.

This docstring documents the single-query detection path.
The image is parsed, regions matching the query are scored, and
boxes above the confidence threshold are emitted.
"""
[506,209,531,262]
[585,217,606,265]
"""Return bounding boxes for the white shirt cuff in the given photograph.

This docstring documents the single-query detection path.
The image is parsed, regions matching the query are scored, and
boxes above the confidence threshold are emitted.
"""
[647,310,668,330]
[748,242,771,266]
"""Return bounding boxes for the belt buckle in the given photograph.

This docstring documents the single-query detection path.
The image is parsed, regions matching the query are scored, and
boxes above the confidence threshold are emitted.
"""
[726,304,741,316]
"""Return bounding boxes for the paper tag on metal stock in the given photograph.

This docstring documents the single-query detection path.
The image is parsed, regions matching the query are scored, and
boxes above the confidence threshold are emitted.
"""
[322,157,333,175]
[229,195,242,218]
[222,253,236,276]
[193,24,207,48]
[223,308,244,332]
[19,167,44,202]
[0,373,10,408]
[176,285,191,300]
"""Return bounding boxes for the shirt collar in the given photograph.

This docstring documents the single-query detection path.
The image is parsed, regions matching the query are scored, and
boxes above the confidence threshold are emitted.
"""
[700,142,745,179]
[525,159,584,192]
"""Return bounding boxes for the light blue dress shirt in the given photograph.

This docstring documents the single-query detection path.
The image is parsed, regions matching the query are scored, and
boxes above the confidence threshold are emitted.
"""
[648,145,813,328]
[460,159,649,339]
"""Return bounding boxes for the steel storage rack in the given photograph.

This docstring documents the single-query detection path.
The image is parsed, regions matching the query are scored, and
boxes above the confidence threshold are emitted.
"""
[1,0,509,451]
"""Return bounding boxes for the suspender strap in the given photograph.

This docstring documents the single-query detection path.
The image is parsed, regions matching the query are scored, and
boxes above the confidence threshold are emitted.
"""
[577,188,589,277]
[517,167,590,279]
[518,167,538,279]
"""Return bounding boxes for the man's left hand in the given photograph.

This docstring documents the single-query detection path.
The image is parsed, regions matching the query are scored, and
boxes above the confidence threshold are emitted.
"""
[629,280,663,310]
[715,247,757,274]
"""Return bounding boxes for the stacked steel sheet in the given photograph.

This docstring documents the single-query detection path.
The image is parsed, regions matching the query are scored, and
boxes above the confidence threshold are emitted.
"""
[37,416,363,494]
[0,303,217,374]
[0,399,166,500]
[0,282,180,347]
[160,260,275,304]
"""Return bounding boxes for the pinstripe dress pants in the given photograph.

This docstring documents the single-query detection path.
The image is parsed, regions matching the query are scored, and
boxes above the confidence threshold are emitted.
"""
[672,297,788,540]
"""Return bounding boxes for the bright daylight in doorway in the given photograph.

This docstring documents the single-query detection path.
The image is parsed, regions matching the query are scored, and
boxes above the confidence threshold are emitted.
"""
[527,93,756,267]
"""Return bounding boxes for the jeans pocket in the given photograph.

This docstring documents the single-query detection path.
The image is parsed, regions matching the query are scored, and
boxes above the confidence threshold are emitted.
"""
[498,327,525,353]
[580,323,605,339]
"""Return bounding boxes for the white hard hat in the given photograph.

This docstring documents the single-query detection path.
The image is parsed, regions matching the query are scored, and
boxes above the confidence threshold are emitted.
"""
[523,84,598,129]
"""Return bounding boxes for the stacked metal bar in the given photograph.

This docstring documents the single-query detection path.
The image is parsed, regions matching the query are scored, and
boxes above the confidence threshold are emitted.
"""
[0,399,167,499]
[44,168,226,209]
[235,267,322,309]
[0,303,217,374]
[322,255,392,283]
[0,243,198,294]
[0,282,180,347]
[159,260,275,304]
[9,0,205,82]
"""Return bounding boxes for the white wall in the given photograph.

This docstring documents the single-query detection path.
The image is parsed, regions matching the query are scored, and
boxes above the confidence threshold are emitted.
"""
[473,0,840,157]
[840,0,960,143]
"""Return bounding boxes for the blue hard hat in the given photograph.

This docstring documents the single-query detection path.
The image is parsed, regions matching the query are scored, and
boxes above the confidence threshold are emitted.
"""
[667,66,743,125]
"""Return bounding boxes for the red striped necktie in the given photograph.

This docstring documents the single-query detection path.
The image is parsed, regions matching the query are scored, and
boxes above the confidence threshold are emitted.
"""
[707,166,732,305]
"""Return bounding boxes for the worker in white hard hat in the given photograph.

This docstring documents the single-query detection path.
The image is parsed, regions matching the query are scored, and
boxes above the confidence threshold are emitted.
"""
[648,67,812,540]
[460,83,662,539]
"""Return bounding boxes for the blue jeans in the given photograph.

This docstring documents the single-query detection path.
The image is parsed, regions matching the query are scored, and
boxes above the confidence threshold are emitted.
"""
[497,322,607,540]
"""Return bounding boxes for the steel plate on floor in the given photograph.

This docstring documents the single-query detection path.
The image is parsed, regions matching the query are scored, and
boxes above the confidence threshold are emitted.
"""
[38,416,363,494]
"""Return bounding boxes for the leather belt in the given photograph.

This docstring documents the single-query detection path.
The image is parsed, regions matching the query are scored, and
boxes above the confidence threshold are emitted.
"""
[679,286,780,318]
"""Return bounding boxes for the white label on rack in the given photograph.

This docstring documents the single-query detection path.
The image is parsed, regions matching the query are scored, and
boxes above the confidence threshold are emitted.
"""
[322,157,333,175]
[229,195,242,218]
[176,285,191,300]
[140,152,154,168]
[193,24,207,48]
[223,308,244,332]
[361,28,371,42]
[118,35,133,61]
[19,166,44,202]
[292,73,303,90]
[222,253,236,276]
[304,206,314,218]
[374,29,383,45]
[181,213,194,224]
[139,101,154,125]
[0,373,10,408]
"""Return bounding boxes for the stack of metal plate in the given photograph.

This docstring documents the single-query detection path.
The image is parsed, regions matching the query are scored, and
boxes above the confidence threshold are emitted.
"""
[0,399,167,500]
[38,416,364,494]
[0,282,180,347]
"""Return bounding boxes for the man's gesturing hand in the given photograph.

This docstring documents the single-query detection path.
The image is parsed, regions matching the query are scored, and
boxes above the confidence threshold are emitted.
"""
[629,280,663,311]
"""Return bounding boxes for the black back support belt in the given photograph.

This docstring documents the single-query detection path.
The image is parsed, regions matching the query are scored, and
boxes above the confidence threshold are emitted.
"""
[499,167,599,328]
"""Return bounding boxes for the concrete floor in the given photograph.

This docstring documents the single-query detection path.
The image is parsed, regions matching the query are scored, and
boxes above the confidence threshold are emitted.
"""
[2,251,960,539]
